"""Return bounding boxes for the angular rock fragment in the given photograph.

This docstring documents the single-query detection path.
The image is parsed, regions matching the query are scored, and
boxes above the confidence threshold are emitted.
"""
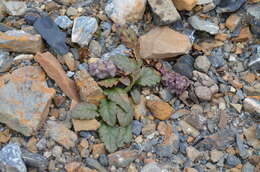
[0,143,26,172]
[108,149,139,168]
[243,98,260,115]
[188,15,219,35]
[3,1,27,16]
[172,0,197,11]
[139,27,191,59]
[34,52,79,101]
[0,50,12,72]
[34,16,69,55]
[216,0,246,13]
[21,149,48,170]
[244,125,260,149]
[105,0,146,25]
[146,100,174,120]
[72,16,98,46]
[248,46,260,71]
[72,119,100,132]
[0,30,44,53]
[75,70,105,105]
[46,121,78,149]
[148,0,181,25]
[225,14,241,31]
[55,15,73,29]
[0,66,55,136]
[173,55,194,79]
[247,4,260,36]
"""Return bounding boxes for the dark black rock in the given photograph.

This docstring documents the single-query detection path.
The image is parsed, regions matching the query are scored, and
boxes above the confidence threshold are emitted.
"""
[132,120,143,136]
[225,154,241,168]
[33,16,69,55]
[173,55,194,79]
[98,154,109,167]
[216,0,246,13]
[256,124,260,139]
[21,149,48,170]
[208,48,225,68]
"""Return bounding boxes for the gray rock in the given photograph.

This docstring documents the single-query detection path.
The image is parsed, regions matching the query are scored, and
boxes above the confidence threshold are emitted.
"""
[108,149,139,168]
[217,0,246,13]
[256,124,260,139]
[141,163,163,172]
[243,98,260,115]
[225,154,241,168]
[36,138,47,151]
[101,44,129,60]
[86,157,108,172]
[194,56,211,73]
[195,86,212,101]
[197,0,213,5]
[159,88,173,102]
[66,7,77,16]
[98,154,109,167]
[248,46,260,71]
[188,15,219,35]
[148,0,181,25]
[0,51,12,73]
[155,144,173,158]
[247,4,260,36]
[173,55,194,79]
[208,48,225,68]
[3,1,27,16]
[72,16,98,46]
[0,143,26,172]
[242,162,255,172]
[55,16,73,29]
[132,120,143,136]
[33,16,69,55]
[21,149,48,170]
[89,40,102,58]
[236,134,248,159]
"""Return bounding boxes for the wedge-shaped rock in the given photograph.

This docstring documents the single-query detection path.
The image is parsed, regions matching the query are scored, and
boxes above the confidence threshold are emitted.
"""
[34,52,79,101]
[0,66,55,136]
[139,27,191,59]
[0,30,44,53]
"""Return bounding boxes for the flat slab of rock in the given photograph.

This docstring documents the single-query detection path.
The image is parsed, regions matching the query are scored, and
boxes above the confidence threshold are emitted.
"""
[46,121,78,149]
[72,119,100,132]
[105,0,146,25]
[0,66,55,136]
[75,70,105,105]
[188,15,219,35]
[146,100,174,120]
[0,30,44,53]
[139,27,191,59]
[34,52,79,101]
[148,0,180,25]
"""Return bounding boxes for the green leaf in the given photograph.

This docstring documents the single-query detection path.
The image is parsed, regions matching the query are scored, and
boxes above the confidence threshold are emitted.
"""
[99,99,117,126]
[137,67,161,87]
[98,78,119,88]
[98,123,119,153]
[116,106,132,127]
[98,123,132,153]
[110,55,138,74]
[117,125,132,148]
[70,103,99,120]
[130,88,141,104]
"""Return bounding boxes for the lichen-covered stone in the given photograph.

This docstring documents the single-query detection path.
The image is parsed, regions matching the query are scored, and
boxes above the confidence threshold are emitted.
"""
[0,66,55,136]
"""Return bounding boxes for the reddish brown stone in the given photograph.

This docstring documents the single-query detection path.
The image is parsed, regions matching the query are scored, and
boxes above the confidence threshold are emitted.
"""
[172,0,197,11]
[34,52,80,101]
[72,119,100,132]
[146,100,174,120]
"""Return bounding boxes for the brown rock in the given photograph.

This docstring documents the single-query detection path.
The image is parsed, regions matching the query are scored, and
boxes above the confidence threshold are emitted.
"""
[0,30,44,53]
[244,125,260,149]
[243,73,256,84]
[92,144,106,158]
[225,14,241,31]
[146,100,174,120]
[63,52,76,71]
[184,168,198,172]
[172,0,197,11]
[65,162,81,172]
[0,129,11,144]
[232,27,252,42]
[78,167,97,172]
[34,52,80,101]
[75,70,105,105]
[72,119,100,132]
[47,121,78,149]
[139,27,191,59]
[0,66,55,136]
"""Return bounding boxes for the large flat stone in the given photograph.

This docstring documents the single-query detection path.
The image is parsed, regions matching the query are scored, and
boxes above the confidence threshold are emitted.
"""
[0,66,55,136]
[139,27,191,59]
